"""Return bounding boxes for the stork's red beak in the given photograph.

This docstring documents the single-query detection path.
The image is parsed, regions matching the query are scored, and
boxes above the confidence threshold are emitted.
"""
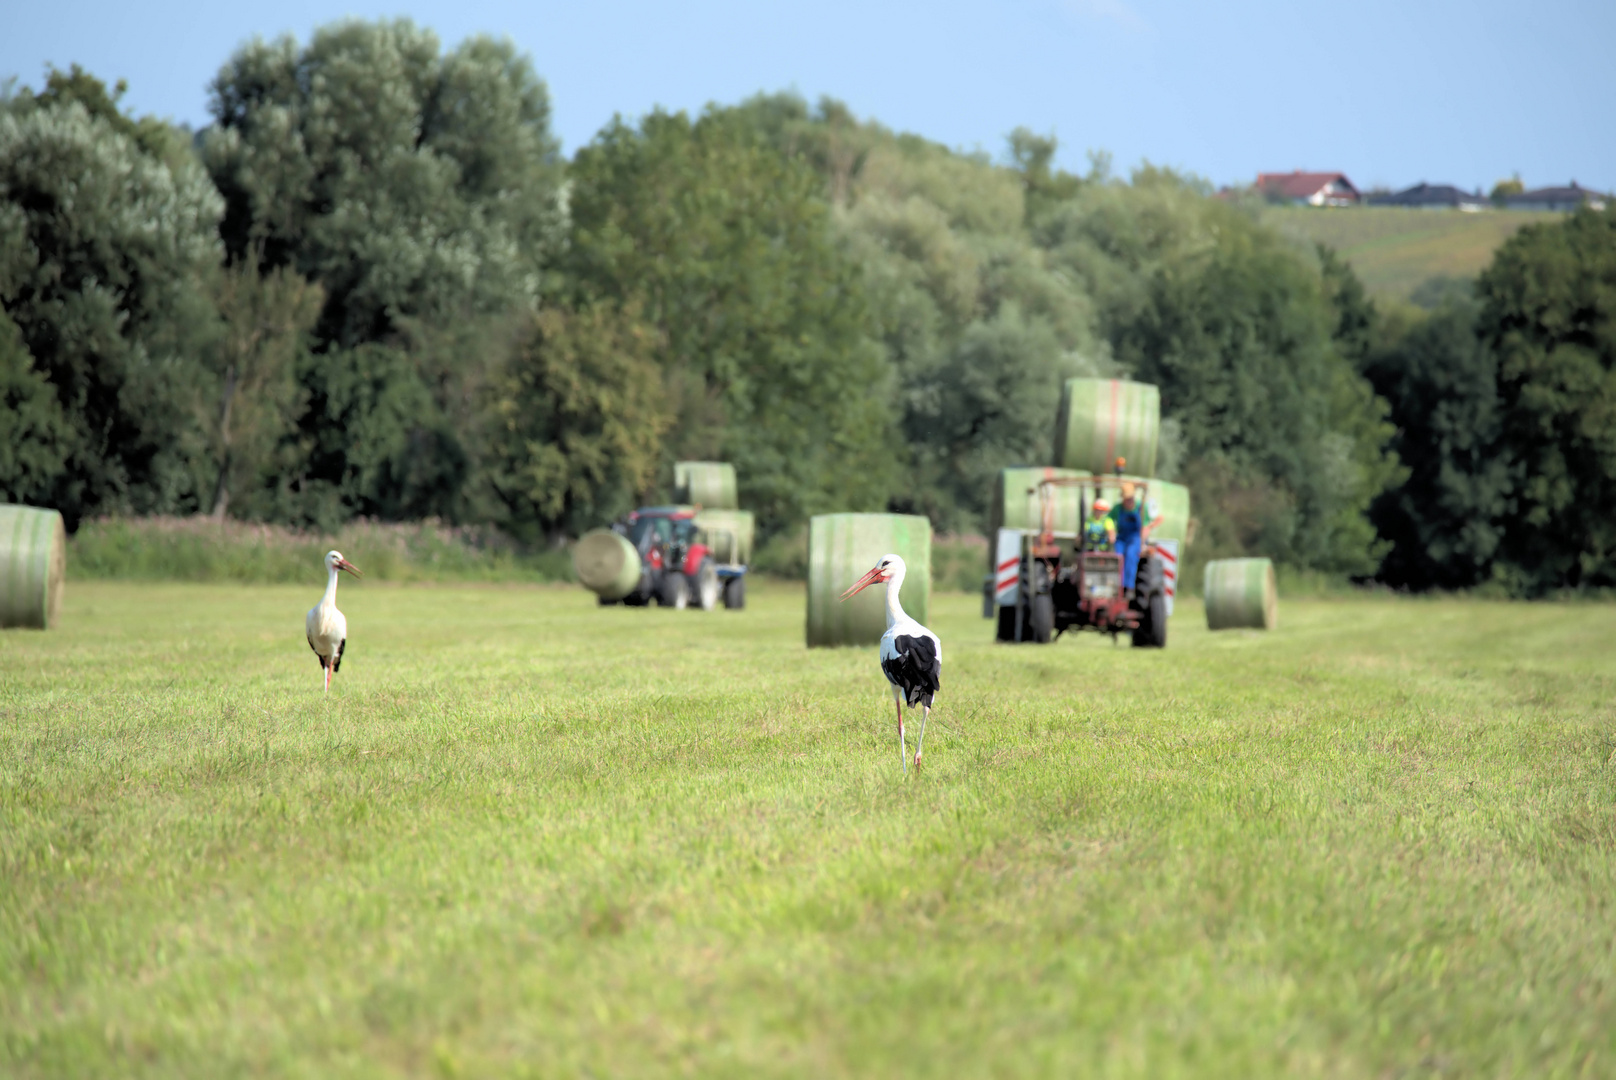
[337,558,362,578]
[839,564,887,601]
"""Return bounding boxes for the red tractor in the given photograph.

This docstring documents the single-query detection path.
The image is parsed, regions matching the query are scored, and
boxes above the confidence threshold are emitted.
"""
[603,505,743,610]
[990,474,1176,647]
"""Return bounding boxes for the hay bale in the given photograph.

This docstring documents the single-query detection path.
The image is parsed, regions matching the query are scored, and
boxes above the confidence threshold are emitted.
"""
[695,509,754,565]
[806,513,930,647]
[572,529,642,601]
[1204,557,1278,631]
[989,467,1085,538]
[1053,378,1161,477]
[673,462,738,510]
[1147,480,1191,544]
[0,504,66,629]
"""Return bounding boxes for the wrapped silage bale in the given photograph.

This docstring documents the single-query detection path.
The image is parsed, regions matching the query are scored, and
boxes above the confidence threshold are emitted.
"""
[673,461,738,510]
[1053,378,1161,477]
[0,504,66,629]
[1146,480,1191,544]
[1204,557,1278,631]
[695,509,754,565]
[989,467,1085,538]
[572,529,643,601]
[806,514,930,647]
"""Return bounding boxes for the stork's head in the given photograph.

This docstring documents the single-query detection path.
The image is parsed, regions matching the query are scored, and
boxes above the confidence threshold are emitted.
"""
[840,553,905,601]
[325,550,362,577]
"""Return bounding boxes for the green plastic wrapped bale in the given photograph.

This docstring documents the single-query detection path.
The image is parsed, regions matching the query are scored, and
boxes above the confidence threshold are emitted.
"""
[1053,378,1161,477]
[1146,480,1191,544]
[989,467,1085,538]
[807,514,930,648]
[1204,558,1278,631]
[674,461,738,510]
[0,504,66,629]
[572,529,643,601]
[695,509,754,565]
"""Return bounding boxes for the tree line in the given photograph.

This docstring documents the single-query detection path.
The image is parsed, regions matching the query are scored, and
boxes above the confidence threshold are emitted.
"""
[1,19,1611,593]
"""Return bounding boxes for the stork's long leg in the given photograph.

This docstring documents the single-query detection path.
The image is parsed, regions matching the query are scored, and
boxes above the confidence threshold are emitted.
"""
[892,685,907,774]
[914,704,930,771]
[324,659,331,694]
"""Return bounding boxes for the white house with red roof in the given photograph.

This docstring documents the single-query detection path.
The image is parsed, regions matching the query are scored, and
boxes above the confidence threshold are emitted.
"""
[1255,171,1361,207]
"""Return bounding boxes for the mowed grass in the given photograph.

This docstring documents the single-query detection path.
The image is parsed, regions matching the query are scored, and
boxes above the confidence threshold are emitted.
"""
[1260,207,1564,299]
[3,581,1614,1078]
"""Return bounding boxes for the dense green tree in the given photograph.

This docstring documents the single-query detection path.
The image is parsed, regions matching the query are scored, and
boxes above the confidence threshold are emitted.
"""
[897,303,1090,522]
[0,309,72,505]
[1318,244,1377,369]
[1476,207,1616,591]
[738,95,1106,530]
[567,106,896,531]
[202,20,566,527]
[262,342,471,530]
[1007,128,1084,227]
[0,86,222,526]
[204,19,563,346]
[1363,298,1509,589]
[1104,198,1396,573]
[487,303,670,542]
[204,256,324,519]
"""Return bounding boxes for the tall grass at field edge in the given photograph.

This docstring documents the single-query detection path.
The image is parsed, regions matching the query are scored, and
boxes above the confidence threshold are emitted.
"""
[68,516,573,585]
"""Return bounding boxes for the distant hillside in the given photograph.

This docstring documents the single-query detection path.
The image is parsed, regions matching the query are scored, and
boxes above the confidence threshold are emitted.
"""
[1259,206,1563,301]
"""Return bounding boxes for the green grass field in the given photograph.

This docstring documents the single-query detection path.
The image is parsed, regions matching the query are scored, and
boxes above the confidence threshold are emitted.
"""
[1260,207,1564,300]
[4,581,1614,1077]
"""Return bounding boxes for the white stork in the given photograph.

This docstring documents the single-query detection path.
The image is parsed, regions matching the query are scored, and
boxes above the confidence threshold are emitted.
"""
[306,549,361,692]
[840,554,942,773]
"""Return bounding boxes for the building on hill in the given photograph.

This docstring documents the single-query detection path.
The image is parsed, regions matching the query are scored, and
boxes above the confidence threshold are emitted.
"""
[1505,183,1608,212]
[1368,183,1489,211]
[1255,170,1361,207]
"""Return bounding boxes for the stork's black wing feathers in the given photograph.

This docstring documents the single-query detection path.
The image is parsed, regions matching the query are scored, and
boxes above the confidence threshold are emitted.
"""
[333,638,346,673]
[882,634,941,708]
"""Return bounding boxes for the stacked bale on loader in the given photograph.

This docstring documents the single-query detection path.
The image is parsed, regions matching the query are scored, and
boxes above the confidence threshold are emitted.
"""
[989,467,1085,537]
[1204,558,1278,630]
[674,462,738,510]
[0,504,66,629]
[694,509,754,566]
[989,469,1190,544]
[806,514,930,647]
[1147,480,1191,544]
[1053,378,1161,477]
[571,529,643,602]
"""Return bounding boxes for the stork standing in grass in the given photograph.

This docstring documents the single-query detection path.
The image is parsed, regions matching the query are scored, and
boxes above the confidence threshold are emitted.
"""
[840,554,942,773]
[307,550,361,692]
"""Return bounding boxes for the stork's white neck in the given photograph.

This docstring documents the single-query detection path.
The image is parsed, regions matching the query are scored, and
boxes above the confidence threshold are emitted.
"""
[321,565,341,607]
[884,563,908,629]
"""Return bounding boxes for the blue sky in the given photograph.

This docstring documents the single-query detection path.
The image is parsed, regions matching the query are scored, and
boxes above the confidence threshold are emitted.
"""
[5,0,1613,193]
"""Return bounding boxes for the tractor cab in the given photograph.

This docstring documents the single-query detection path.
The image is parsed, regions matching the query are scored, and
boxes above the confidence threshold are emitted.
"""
[624,506,700,575]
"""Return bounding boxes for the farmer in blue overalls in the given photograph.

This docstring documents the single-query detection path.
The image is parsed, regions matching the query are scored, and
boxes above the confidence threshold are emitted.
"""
[1106,481,1157,598]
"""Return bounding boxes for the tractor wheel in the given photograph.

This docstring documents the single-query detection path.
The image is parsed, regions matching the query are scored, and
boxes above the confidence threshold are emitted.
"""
[723,574,747,610]
[657,572,688,609]
[692,559,720,611]
[1132,591,1168,648]
[1031,592,1054,644]
[996,602,1018,642]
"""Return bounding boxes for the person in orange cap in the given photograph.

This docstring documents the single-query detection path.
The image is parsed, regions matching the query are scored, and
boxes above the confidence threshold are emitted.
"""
[1085,497,1115,551]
